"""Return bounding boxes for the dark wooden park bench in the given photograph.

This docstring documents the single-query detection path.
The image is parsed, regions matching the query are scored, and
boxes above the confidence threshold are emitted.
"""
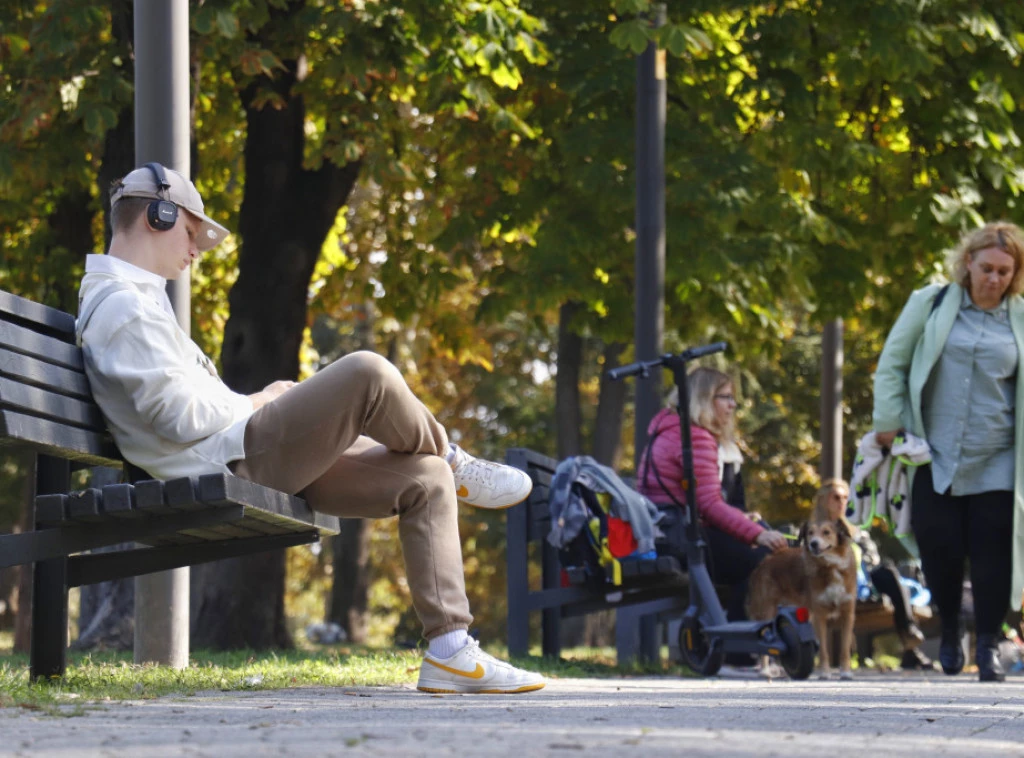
[506,447,939,666]
[504,447,688,661]
[0,289,339,680]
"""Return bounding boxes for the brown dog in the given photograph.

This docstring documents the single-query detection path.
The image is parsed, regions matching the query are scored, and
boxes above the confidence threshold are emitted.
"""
[747,518,858,679]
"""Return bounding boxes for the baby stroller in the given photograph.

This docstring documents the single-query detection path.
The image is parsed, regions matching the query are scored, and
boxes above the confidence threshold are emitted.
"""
[609,342,817,679]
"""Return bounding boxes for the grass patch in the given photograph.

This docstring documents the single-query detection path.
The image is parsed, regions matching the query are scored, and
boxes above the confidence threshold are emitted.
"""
[0,646,423,714]
[0,641,691,714]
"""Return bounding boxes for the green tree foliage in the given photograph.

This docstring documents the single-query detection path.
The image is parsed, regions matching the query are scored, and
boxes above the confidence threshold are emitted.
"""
[0,2,130,309]
[460,0,1024,517]
[6,0,1024,647]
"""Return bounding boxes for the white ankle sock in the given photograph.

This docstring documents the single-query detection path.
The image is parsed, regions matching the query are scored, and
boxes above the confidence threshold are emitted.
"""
[428,629,470,659]
[445,443,457,465]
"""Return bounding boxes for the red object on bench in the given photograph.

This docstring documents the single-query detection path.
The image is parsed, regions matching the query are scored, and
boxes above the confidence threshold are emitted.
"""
[608,517,638,557]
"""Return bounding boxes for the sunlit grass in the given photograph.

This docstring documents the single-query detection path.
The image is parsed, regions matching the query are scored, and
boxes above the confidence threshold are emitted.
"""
[0,645,425,714]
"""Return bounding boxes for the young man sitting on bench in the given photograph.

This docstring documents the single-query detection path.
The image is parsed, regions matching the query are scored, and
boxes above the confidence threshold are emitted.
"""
[76,162,544,695]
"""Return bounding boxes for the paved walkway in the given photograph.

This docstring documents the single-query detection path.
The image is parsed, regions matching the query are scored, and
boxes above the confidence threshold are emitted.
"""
[3,670,1024,757]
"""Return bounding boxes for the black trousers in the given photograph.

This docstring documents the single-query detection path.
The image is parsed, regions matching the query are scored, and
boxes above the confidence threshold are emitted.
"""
[703,524,771,622]
[869,561,912,634]
[910,464,1014,636]
[702,524,771,665]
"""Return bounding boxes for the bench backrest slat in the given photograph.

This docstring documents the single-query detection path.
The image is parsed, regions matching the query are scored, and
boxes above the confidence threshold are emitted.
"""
[0,378,106,430]
[0,290,76,339]
[0,290,118,462]
[0,348,92,400]
[0,409,120,465]
[0,320,82,371]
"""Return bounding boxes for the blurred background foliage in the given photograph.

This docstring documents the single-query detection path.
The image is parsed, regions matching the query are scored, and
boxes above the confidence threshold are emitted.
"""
[4,0,1024,647]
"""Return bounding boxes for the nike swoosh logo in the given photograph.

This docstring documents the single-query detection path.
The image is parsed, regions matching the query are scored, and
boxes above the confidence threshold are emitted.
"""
[425,659,486,679]
[456,485,469,498]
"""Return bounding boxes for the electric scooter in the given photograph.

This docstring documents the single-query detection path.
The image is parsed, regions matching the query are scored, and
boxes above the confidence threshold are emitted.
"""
[609,342,817,679]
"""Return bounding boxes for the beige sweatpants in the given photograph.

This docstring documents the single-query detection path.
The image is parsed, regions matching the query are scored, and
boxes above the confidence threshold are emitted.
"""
[231,351,472,639]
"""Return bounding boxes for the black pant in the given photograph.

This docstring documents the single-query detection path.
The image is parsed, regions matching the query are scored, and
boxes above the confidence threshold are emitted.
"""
[703,524,772,623]
[869,561,912,634]
[702,524,771,665]
[910,464,1013,636]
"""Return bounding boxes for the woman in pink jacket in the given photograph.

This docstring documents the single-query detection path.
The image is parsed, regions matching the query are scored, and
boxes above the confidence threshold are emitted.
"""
[637,367,788,633]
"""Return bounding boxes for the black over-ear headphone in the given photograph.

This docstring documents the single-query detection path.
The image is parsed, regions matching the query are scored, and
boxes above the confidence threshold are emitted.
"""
[144,162,179,231]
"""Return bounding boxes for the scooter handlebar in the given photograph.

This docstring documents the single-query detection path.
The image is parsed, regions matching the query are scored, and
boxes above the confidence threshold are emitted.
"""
[606,342,728,381]
[680,341,727,361]
[606,361,651,380]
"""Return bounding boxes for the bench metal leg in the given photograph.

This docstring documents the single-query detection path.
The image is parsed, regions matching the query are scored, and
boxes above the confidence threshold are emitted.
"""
[30,557,69,680]
[616,604,660,664]
[30,454,71,680]
[540,543,562,658]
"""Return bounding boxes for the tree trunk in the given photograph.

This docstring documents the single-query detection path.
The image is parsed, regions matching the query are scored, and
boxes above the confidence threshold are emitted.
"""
[556,301,583,460]
[72,558,135,651]
[46,189,98,312]
[0,540,17,630]
[192,47,361,650]
[326,303,375,643]
[581,342,627,647]
[98,103,136,251]
[328,520,371,643]
[0,453,31,634]
[555,302,586,647]
[98,0,136,251]
[73,468,134,651]
[592,341,627,469]
[13,455,34,653]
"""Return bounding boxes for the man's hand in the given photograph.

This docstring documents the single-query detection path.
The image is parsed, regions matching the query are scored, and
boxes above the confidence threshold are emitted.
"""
[754,529,789,552]
[249,380,296,411]
[875,429,899,449]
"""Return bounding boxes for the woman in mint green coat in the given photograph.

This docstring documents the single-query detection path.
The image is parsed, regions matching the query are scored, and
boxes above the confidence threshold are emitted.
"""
[873,221,1024,682]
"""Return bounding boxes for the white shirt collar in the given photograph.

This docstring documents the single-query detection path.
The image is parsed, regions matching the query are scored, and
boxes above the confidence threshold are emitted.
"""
[84,254,174,317]
[85,254,167,289]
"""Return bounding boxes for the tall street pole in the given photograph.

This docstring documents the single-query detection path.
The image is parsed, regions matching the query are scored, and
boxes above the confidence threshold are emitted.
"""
[133,0,190,669]
[618,3,667,665]
[820,319,844,481]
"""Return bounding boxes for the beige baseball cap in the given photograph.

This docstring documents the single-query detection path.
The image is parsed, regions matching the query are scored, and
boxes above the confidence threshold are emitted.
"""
[111,164,230,252]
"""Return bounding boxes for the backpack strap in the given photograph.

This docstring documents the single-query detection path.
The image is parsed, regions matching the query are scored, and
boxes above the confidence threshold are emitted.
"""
[642,424,688,510]
[75,281,130,348]
[929,283,950,315]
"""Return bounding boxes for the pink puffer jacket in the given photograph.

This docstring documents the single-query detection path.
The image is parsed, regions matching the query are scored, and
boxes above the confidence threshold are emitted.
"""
[636,408,763,545]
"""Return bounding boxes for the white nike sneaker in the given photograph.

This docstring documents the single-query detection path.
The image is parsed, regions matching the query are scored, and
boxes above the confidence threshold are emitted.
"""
[417,639,546,694]
[450,445,533,510]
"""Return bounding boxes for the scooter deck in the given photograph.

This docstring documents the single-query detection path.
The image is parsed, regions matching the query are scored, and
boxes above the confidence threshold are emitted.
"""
[703,620,770,637]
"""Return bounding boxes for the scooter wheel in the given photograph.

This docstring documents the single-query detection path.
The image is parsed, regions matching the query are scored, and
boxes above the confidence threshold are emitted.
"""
[679,616,723,676]
[776,615,815,680]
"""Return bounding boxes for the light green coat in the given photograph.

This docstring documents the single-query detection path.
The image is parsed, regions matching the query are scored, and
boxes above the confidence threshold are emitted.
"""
[873,281,1024,611]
